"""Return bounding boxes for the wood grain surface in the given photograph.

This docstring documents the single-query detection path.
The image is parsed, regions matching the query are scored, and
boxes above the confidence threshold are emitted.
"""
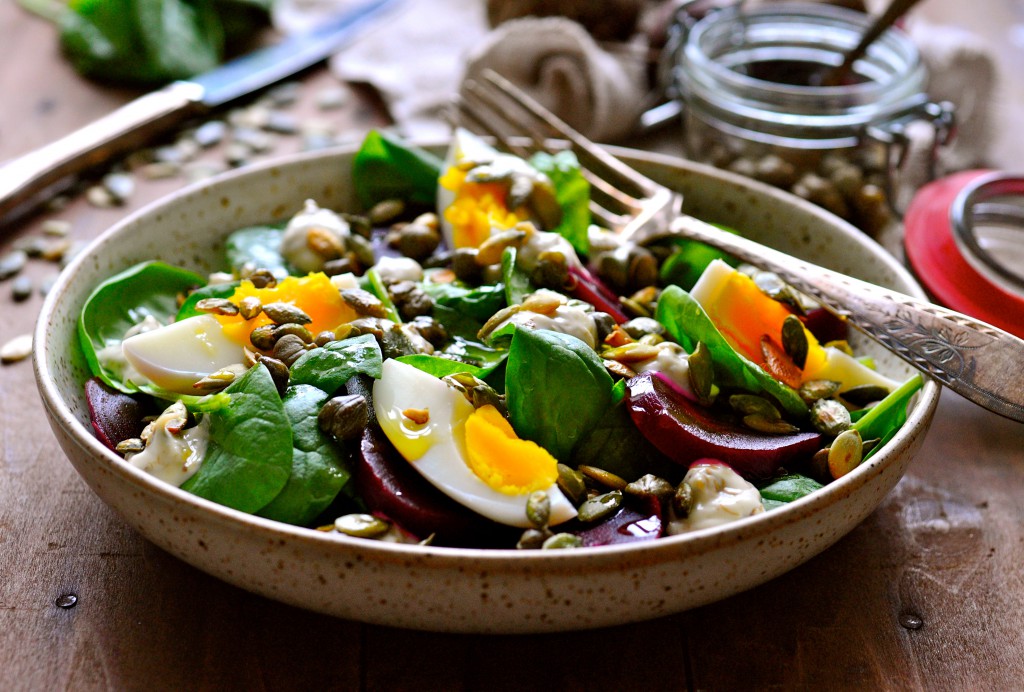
[2,2,1023,690]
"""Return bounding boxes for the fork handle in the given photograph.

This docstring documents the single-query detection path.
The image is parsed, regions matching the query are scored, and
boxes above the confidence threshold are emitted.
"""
[669,215,1024,423]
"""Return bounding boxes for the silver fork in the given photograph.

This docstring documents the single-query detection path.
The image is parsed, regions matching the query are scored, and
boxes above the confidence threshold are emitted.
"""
[458,69,1024,424]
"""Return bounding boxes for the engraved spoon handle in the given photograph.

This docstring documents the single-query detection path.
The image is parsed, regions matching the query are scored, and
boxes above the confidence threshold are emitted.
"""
[669,214,1024,423]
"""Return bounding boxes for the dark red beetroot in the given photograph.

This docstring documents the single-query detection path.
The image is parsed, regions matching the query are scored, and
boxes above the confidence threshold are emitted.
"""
[356,425,518,548]
[803,307,849,345]
[573,494,662,547]
[84,377,148,452]
[626,372,821,480]
[568,265,629,323]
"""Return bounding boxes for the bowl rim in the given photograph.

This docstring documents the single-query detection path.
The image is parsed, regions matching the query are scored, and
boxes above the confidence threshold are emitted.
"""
[33,142,940,568]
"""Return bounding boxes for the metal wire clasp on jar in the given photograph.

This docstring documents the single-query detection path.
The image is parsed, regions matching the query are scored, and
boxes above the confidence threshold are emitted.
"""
[661,1,954,237]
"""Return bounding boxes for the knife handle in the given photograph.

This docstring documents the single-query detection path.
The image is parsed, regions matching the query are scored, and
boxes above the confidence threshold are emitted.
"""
[0,81,207,226]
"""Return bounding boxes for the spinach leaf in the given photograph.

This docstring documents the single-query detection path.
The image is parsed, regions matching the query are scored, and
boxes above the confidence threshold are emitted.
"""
[361,267,402,323]
[505,328,613,462]
[289,334,383,394]
[502,246,533,306]
[529,150,590,256]
[397,355,491,379]
[78,261,206,393]
[225,225,288,279]
[571,399,680,482]
[352,130,443,209]
[257,384,352,526]
[655,285,807,418]
[431,303,483,342]
[398,335,508,379]
[60,0,224,85]
[176,281,240,321]
[182,363,293,513]
[658,225,740,291]
[853,374,922,458]
[757,473,824,503]
[421,277,507,323]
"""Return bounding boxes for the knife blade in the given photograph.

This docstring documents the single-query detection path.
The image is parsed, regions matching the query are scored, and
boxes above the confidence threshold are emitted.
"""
[0,0,399,225]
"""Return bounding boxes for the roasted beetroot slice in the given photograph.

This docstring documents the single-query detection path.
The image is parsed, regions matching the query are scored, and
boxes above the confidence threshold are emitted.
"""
[356,425,517,548]
[568,265,628,323]
[626,372,821,480]
[803,307,849,344]
[84,377,147,452]
[574,497,662,547]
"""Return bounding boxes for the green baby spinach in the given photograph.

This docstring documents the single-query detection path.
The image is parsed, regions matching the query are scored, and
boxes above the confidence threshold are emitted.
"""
[78,261,206,393]
[289,334,383,394]
[501,246,533,306]
[504,328,613,462]
[757,473,824,504]
[528,150,590,256]
[421,276,507,323]
[853,374,923,459]
[182,363,292,513]
[352,130,443,210]
[257,384,352,526]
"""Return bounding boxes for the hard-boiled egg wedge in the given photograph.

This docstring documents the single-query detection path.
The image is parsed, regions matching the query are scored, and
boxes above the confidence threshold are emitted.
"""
[122,272,358,394]
[373,359,577,528]
[437,128,530,250]
[122,314,246,394]
[690,259,900,392]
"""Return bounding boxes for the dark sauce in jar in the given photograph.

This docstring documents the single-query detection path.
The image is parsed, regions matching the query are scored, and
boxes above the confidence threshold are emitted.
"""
[740,59,870,87]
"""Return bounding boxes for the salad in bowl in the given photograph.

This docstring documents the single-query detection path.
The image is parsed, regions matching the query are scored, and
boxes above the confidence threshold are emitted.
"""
[73,129,923,552]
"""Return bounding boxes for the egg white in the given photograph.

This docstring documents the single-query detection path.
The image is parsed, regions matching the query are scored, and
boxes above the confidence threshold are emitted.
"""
[372,359,577,528]
[121,314,245,394]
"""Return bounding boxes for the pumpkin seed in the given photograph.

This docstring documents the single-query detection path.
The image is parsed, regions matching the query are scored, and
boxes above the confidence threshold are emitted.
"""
[729,393,781,420]
[318,394,369,441]
[602,342,660,364]
[809,398,852,435]
[1,334,32,364]
[115,438,145,455]
[625,474,675,504]
[530,250,569,289]
[273,323,314,344]
[603,359,637,379]
[192,364,247,393]
[368,199,405,226]
[0,250,28,280]
[521,291,563,315]
[272,333,309,366]
[256,354,289,397]
[262,301,312,325]
[672,481,694,518]
[195,297,239,316]
[249,324,278,351]
[246,268,277,289]
[621,317,665,340]
[577,490,623,523]
[238,295,262,320]
[397,223,440,261]
[687,341,717,406]
[541,533,583,550]
[744,414,800,435]
[841,384,891,407]
[799,379,842,402]
[11,276,32,302]
[556,464,587,506]
[578,465,627,491]
[516,528,552,550]
[526,490,551,529]
[781,315,808,369]
[828,428,863,479]
[340,288,387,318]
[334,513,390,538]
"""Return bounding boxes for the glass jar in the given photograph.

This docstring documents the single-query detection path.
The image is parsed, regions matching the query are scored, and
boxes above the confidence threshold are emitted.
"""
[664,2,954,236]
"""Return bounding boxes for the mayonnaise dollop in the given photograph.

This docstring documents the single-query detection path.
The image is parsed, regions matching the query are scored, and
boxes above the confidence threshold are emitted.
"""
[668,462,765,534]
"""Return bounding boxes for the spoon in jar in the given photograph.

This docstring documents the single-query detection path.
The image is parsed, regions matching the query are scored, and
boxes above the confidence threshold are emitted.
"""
[820,0,926,87]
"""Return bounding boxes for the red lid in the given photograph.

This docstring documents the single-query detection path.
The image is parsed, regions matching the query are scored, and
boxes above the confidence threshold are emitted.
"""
[904,170,1024,339]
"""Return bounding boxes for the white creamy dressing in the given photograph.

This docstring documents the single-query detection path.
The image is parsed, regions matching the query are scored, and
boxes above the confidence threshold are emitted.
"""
[668,462,765,534]
[631,342,695,397]
[280,198,350,273]
[502,302,598,348]
[516,228,583,273]
[129,403,211,486]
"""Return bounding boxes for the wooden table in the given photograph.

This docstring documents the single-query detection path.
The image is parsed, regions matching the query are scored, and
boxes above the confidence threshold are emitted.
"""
[2,2,1023,689]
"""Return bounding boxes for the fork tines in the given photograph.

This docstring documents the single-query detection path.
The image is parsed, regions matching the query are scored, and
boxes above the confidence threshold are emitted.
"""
[456,69,665,233]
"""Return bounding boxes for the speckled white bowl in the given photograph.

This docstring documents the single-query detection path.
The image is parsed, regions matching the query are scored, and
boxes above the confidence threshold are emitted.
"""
[34,144,938,633]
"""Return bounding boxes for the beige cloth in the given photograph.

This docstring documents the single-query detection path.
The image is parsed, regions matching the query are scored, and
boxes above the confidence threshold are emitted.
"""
[460,16,649,143]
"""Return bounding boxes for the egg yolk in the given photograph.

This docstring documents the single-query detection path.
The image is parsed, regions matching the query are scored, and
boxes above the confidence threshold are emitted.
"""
[701,270,826,375]
[440,166,525,249]
[463,404,558,495]
[215,273,358,348]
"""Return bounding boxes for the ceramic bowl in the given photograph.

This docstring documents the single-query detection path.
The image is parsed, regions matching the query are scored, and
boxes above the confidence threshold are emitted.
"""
[34,144,939,633]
